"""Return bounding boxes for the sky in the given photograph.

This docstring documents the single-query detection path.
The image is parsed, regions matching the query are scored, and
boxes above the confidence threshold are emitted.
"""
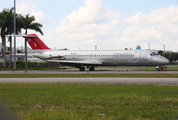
[1,0,178,51]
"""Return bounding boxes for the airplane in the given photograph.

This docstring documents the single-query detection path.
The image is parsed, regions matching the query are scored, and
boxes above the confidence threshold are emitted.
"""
[23,34,169,71]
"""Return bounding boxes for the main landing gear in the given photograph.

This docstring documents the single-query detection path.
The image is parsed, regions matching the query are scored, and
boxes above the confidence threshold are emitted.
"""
[79,67,85,71]
[89,66,95,71]
[79,66,95,71]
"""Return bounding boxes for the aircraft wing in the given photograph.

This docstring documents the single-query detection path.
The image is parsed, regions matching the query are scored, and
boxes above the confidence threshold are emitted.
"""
[47,60,102,65]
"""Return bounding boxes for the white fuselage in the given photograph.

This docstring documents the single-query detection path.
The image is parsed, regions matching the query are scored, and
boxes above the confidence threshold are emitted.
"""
[33,49,169,67]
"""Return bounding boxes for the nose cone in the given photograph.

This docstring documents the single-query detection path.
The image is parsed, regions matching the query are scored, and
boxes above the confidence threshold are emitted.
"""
[152,56,169,66]
[160,56,169,65]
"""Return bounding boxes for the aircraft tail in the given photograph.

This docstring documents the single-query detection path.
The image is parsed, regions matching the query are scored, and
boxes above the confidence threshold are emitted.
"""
[23,34,50,51]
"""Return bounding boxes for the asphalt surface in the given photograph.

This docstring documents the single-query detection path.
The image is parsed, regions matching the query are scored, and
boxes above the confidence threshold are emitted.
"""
[0,78,178,84]
[0,69,178,74]
[0,69,178,84]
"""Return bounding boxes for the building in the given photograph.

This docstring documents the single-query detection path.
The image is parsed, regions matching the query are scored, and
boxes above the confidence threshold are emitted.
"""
[0,43,44,62]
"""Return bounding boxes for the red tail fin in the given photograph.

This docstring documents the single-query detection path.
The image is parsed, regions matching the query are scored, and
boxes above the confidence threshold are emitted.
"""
[23,34,50,50]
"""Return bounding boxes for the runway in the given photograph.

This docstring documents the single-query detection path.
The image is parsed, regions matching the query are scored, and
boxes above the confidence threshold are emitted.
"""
[0,78,178,84]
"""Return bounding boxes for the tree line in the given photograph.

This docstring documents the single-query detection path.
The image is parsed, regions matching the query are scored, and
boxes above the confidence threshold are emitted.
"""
[0,7,43,68]
[158,50,178,63]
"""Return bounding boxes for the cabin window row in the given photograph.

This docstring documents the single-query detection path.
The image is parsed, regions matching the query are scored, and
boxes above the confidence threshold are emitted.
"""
[64,54,134,57]
[113,54,134,57]
[65,55,112,57]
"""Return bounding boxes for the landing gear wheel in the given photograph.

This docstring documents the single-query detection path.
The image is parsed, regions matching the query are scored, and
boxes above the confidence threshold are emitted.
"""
[156,68,160,71]
[89,67,95,71]
[79,67,85,71]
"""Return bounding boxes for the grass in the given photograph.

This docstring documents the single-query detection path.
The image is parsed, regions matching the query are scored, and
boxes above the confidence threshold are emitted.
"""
[0,64,178,71]
[0,65,138,71]
[97,65,178,71]
[0,83,178,120]
[0,73,178,78]
[135,66,178,71]
[0,67,63,71]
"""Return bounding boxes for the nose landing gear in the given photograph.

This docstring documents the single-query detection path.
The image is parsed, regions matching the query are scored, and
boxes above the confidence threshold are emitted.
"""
[156,66,167,71]
[156,67,160,71]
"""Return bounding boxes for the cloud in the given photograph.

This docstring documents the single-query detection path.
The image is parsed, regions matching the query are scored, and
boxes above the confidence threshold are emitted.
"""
[110,5,178,26]
[31,12,50,24]
[24,1,178,51]
[16,2,36,14]
[16,2,50,24]
[49,0,123,50]
[59,0,121,27]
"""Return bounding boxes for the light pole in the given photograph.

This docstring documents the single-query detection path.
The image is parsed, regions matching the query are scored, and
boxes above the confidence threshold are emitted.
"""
[14,0,16,69]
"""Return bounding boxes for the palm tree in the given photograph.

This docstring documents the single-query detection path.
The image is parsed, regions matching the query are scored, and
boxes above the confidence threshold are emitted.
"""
[19,14,43,69]
[1,8,14,68]
[19,14,43,35]
[0,9,4,48]
[0,9,9,68]
[0,8,21,68]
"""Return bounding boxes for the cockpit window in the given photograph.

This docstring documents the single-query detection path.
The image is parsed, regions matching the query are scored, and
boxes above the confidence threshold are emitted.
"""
[150,52,159,56]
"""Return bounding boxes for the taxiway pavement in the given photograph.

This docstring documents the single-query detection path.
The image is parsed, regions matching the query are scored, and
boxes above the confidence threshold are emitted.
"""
[0,69,178,74]
[0,69,177,84]
[0,78,178,84]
